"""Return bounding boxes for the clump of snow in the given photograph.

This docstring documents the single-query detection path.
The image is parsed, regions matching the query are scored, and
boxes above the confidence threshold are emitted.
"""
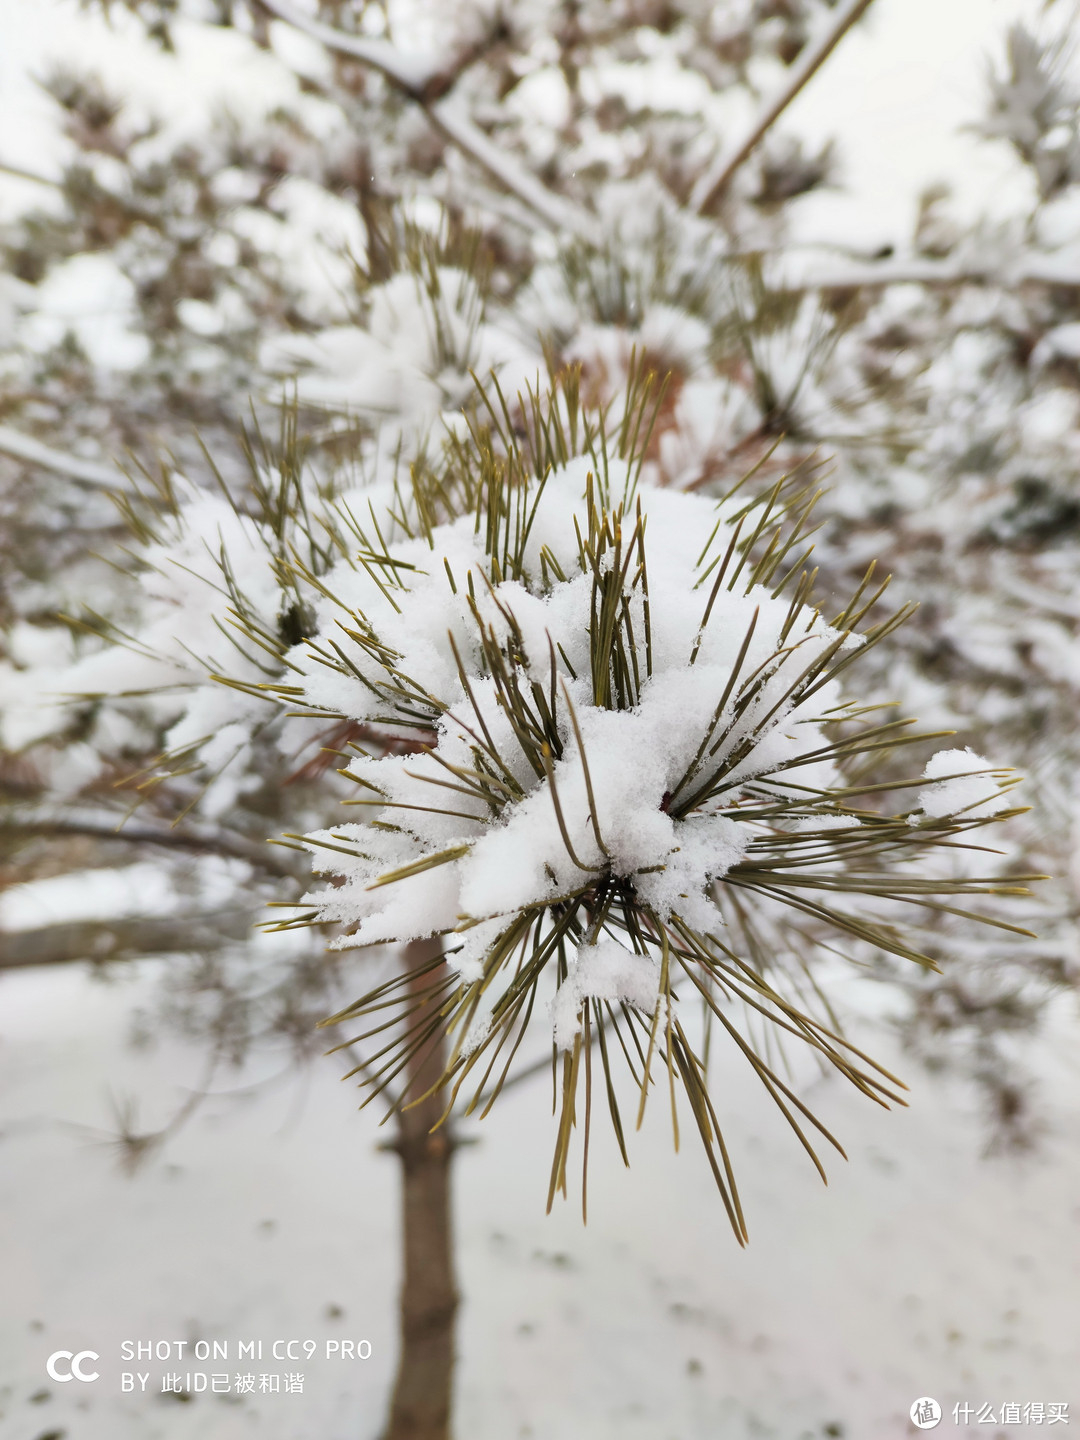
[18,254,150,371]
[281,457,867,1049]
[917,747,1006,818]
[261,267,483,410]
[551,939,661,1051]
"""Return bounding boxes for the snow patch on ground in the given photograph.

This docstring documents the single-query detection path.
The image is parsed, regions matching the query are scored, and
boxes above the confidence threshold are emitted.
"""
[0,962,1077,1439]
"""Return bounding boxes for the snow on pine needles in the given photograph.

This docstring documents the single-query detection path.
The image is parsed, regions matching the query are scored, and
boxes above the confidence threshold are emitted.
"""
[207,372,1036,1239]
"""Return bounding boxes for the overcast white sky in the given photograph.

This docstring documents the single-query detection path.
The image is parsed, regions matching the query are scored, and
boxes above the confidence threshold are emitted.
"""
[786,0,1053,245]
[0,0,1059,242]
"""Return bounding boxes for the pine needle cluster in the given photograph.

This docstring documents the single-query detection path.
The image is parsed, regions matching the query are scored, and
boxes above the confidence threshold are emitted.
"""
[196,369,1039,1239]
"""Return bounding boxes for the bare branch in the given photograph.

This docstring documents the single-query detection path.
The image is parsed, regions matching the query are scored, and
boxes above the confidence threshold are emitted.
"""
[691,0,878,215]
[0,910,254,970]
[5,806,303,878]
[0,425,127,490]
[256,0,597,242]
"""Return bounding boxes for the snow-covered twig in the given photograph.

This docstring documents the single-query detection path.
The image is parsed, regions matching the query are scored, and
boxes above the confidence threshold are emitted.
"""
[258,0,437,89]
[424,96,598,242]
[691,0,878,214]
[6,806,302,878]
[257,0,597,242]
[776,255,1080,291]
[0,425,127,490]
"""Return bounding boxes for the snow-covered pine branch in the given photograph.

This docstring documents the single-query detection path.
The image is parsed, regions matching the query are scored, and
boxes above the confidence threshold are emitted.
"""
[182,371,1030,1236]
[0,425,128,490]
[2,346,1036,1228]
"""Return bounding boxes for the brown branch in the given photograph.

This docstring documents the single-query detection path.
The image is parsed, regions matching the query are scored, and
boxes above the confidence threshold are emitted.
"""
[691,0,878,215]
[5,806,302,878]
[0,909,254,970]
[283,719,436,785]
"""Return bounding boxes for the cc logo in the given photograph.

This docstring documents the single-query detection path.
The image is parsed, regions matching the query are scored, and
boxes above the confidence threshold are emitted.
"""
[46,1350,100,1383]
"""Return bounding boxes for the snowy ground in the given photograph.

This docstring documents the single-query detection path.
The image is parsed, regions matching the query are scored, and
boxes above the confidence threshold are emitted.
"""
[1,954,1077,1440]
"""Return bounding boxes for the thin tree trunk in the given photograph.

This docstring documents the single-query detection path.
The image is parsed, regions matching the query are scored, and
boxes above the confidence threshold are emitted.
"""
[384,937,458,1440]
